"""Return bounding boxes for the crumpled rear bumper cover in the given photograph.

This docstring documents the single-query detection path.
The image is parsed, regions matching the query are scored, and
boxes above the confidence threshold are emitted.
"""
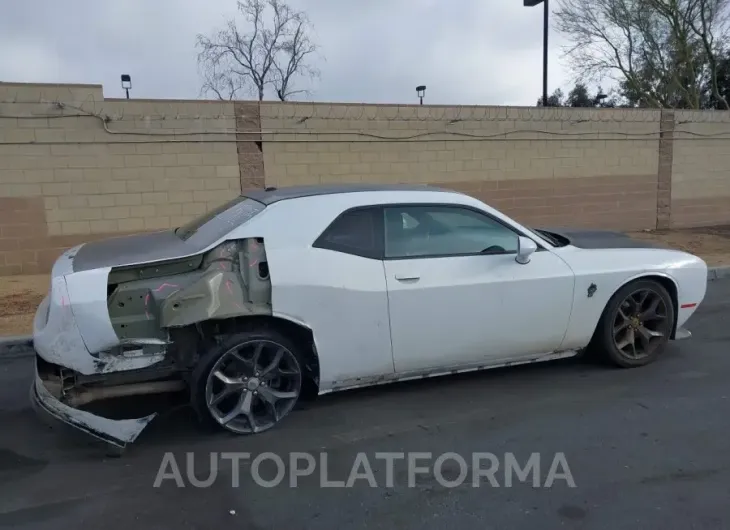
[30,356,156,449]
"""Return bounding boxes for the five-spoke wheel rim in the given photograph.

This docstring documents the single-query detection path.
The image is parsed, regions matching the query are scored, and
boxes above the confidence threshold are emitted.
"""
[613,288,670,360]
[205,340,302,434]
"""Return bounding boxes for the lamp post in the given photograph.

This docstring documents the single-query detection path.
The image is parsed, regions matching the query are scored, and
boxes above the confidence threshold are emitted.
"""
[416,85,426,105]
[121,74,132,99]
[524,0,549,107]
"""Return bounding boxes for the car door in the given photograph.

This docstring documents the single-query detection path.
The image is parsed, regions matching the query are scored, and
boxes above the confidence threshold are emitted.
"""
[383,204,575,374]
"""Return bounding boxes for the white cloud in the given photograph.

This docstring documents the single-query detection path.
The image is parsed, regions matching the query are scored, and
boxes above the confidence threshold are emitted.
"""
[0,0,574,105]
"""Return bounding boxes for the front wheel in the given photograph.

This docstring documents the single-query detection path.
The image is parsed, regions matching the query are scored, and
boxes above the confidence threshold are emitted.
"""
[192,330,304,435]
[593,279,675,368]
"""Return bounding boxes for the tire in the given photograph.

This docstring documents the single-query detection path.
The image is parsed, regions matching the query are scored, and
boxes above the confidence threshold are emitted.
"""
[592,279,675,368]
[191,328,305,435]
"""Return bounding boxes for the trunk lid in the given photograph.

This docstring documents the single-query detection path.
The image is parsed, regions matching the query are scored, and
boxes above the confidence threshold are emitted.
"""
[71,196,266,272]
[72,230,195,272]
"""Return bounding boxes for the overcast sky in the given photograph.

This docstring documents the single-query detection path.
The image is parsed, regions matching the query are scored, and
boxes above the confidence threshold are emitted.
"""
[0,0,574,106]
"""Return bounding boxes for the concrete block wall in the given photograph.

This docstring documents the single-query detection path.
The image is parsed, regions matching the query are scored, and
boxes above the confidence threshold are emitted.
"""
[0,82,259,275]
[1,81,730,276]
[670,110,730,227]
[260,103,662,230]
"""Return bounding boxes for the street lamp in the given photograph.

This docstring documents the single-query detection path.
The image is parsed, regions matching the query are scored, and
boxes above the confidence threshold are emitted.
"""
[416,85,426,105]
[524,0,549,107]
[121,74,132,99]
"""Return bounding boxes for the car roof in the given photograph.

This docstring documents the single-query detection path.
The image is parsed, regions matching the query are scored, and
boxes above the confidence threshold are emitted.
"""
[242,184,453,205]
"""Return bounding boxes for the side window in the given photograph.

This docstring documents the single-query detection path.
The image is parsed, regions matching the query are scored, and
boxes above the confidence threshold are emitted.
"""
[313,207,383,259]
[384,205,520,259]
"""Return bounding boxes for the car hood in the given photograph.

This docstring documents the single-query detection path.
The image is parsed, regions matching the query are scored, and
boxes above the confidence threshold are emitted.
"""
[536,227,668,250]
[71,230,197,272]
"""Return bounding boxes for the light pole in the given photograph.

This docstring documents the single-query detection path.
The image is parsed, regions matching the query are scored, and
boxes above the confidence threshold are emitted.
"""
[524,0,549,107]
[121,74,132,99]
[416,85,426,105]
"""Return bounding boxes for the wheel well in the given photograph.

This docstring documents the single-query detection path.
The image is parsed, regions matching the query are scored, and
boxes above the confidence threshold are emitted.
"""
[612,275,679,339]
[639,275,679,339]
[196,315,320,390]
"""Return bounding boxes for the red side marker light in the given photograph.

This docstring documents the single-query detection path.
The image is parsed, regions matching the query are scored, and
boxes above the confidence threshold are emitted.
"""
[680,303,697,309]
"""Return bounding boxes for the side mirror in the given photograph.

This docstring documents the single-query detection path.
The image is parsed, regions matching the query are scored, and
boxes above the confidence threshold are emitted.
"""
[515,236,537,264]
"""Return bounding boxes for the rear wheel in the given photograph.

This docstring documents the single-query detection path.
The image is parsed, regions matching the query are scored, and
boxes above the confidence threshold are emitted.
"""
[192,330,303,434]
[593,279,675,368]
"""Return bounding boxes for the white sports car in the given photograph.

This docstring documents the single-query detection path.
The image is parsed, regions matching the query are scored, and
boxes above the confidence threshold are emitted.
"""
[31,184,708,450]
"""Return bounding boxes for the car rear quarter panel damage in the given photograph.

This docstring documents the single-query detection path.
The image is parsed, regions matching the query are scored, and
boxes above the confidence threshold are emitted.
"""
[106,238,272,339]
[34,236,274,376]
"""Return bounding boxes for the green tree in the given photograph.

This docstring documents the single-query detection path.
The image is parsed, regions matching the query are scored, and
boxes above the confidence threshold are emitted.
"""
[704,49,730,107]
[554,0,730,110]
[537,83,620,107]
[537,88,565,107]
[566,83,593,106]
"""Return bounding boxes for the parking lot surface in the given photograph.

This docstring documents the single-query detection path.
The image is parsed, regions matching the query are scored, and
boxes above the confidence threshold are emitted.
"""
[1,279,729,529]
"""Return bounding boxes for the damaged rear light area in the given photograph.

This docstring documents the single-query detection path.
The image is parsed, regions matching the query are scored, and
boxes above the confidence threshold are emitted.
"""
[30,194,274,451]
[32,222,274,451]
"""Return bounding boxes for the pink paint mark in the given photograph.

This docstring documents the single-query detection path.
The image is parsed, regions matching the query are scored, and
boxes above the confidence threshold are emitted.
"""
[153,282,179,293]
[61,296,68,307]
[144,293,151,319]
[219,262,226,270]
[225,280,234,295]
[249,259,258,268]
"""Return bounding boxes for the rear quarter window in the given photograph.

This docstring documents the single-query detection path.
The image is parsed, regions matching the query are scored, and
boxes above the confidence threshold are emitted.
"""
[313,207,384,259]
[176,197,265,246]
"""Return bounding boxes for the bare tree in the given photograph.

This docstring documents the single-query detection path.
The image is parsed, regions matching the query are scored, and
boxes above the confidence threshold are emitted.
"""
[196,0,320,101]
[554,0,730,109]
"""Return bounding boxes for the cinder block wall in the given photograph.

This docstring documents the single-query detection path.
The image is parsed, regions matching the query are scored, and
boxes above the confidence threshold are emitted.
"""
[670,110,730,228]
[261,103,662,230]
[2,81,730,276]
[0,82,261,275]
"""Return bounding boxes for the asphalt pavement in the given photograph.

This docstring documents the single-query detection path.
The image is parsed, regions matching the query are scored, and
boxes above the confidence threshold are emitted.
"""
[1,279,730,529]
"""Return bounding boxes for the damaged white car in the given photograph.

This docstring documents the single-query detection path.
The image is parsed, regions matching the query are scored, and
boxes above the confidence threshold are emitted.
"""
[31,184,708,451]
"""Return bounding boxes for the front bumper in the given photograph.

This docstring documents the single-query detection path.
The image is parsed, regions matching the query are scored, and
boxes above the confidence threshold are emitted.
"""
[30,356,156,449]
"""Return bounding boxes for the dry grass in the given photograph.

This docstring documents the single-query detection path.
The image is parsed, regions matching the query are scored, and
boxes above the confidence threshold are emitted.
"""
[627,228,730,267]
[2,227,730,337]
[0,275,49,336]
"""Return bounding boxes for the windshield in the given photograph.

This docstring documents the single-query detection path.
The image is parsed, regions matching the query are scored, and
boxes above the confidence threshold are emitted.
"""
[175,196,265,244]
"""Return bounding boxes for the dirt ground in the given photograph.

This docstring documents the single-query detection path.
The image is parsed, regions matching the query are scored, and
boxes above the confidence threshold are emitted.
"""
[0,275,49,336]
[2,227,730,337]
[626,226,730,268]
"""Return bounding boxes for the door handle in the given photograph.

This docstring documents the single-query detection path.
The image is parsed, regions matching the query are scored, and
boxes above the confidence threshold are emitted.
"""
[394,273,420,281]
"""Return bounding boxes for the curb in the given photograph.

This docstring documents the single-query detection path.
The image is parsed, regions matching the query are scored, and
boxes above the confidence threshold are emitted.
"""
[0,336,33,359]
[2,266,730,360]
[707,266,730,282]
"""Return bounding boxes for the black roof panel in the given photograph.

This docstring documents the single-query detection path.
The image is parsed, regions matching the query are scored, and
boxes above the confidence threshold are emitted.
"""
[243,183,450,205]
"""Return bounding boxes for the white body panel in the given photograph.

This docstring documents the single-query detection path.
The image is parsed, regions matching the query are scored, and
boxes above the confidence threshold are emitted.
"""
[266,246,394,387]
[65,267,118,353]
[554,246,707,350]
[384,251,574,373]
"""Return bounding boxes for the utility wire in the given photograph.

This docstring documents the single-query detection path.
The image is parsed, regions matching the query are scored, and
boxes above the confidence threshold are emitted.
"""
[1,102,730,144]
